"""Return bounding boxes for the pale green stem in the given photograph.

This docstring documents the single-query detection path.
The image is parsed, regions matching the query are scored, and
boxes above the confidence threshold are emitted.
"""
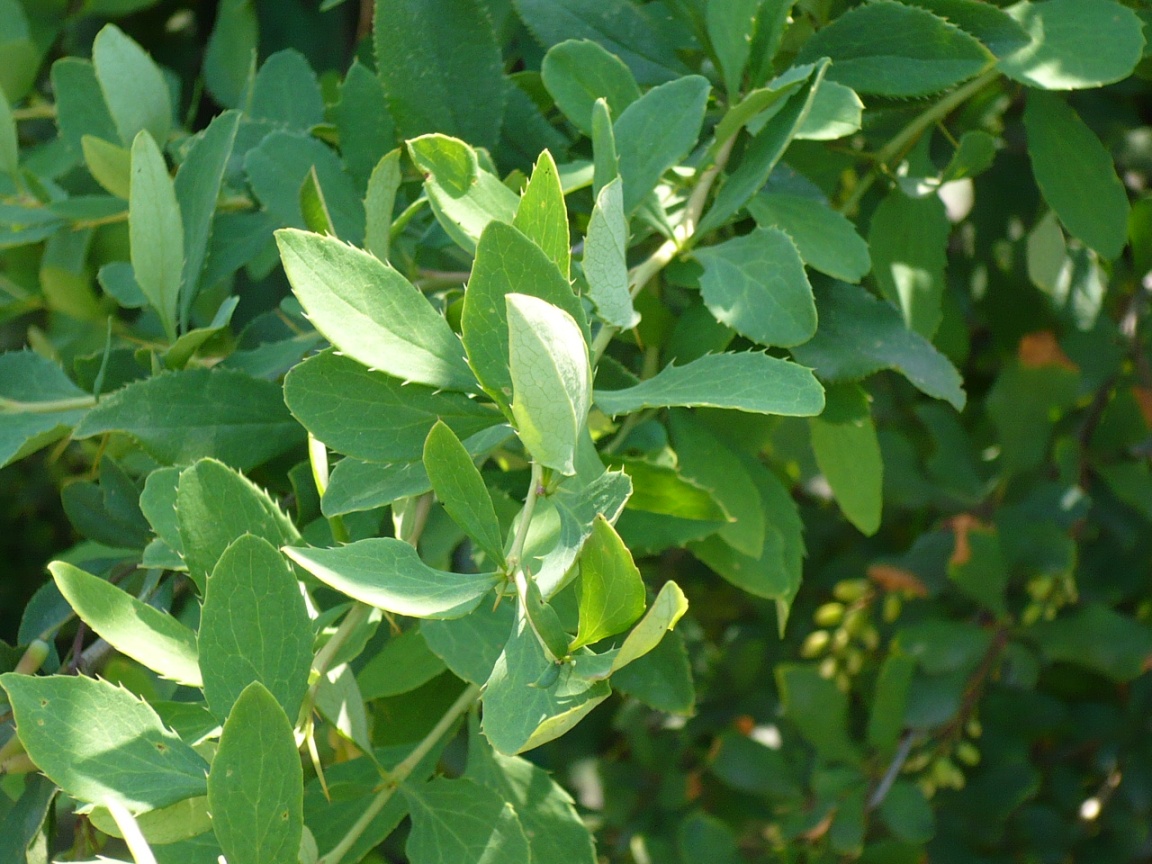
[839,66,1000,215]
[106,801,159,864]
[0,394,97,414]
[389,196,428,240]
[505,461,543,575]
[309,434,348,544]
[12,104,55,121]
[316,683,482,864]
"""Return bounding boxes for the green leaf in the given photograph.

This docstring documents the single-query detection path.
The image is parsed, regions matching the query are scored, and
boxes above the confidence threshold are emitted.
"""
[51,57,119,154]
[357,626,448,700]
[203,0,256,109]
[986,362,1078,477]
[276,228,475,391]
[92,24,171,145]
[868,189,950,338]
[374,0,505,151]
[199,535,312,720]
[423,601,515,686]
[695,227,816,347]
[208,682,303,864]
[748,191,870,283]
[569,515,645,650]
[245,131,364,244]
[323,426,512,517]
[999,0,1144,90]
[332,59,395,188]
[49,561,201,687]
[364,149,401,262]
[466,721,597,864]
[795,80,863,141]
[507,293,591,476]
[795,0,992,98]
[707,0,759,97]
[174,109,240,327]
[74,368,304,472]
[0,673,208,812]
[513,0,688,85]
[670,411,763,557]
[513,149,570,279]
[591,97,618,195]
[614,75,710,214]
[0,775,55,864]
[284,539,498,619]
[595,351,824,417]
[249,49,323,130]
[0,0,37,103]
[403,777,530,864]
[315,663,372,754]
[776,663,862,763]
[129,130,183,342]
[712,69,809,150]
[688,455,805,621]
[87,796,212,847]
[162,295,238,370]
[809,384,883,536]
[791,281,966,410]
[583,177,639,328]
[1029,604,1152,682]
[612,627,694,714]
[901,0,1030,58]
[176,457,300,592]
[0,351,92,469]
[481,614,611,754]
[462,221,588,409]
[867,654,916,754]
[284,350,500,464]
[540,39,641,135]
[879,781,935,843]
[699,63,825,234]
[947,523,1008,618]
[408,134,519,253]
[139,466,182,553]
[1024,90,1130,261]
[424,421,505,564]
[0,91,21,180]
[605,580,688,674]
[611,455,728,521]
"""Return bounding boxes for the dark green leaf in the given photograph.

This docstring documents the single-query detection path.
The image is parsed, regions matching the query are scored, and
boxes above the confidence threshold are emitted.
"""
[901,0,1030,58]
[809,384,883,535]
[869,189,950,338]
[792,281,966,410]
[776,663,862,763]
[92,24,171,145]
[332,59,395,188]
[0,351,92,469]
[403,777,530,864]
[796,0,992,98]
[203,0,256,109]
[374,0,505,151]
[74,368,304,472]
[748,191,871,283]
[1029,604,1152,682]
[1024,90,1130,260]
[250,49,323,130]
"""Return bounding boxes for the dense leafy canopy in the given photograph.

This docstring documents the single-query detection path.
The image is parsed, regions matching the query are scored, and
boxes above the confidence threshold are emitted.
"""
[1,1,1151,863]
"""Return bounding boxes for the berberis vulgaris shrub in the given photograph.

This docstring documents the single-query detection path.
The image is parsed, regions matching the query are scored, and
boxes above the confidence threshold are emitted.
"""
[2,0,1152,861]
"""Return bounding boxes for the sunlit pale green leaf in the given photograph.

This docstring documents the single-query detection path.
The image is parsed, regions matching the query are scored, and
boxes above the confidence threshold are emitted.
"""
[570,515,645,650]
[50,561,201,687]
[507,293,591,476]
[129,130,183,341]
[285,539,499,619]
[92,24,171,145]
[514,149,570,279]
[276,228,475,391]
[583,177,639,328]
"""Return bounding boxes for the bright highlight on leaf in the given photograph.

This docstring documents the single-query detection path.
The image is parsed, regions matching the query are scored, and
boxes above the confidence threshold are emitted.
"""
[570,515,646,650]
[507,292,591,476]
